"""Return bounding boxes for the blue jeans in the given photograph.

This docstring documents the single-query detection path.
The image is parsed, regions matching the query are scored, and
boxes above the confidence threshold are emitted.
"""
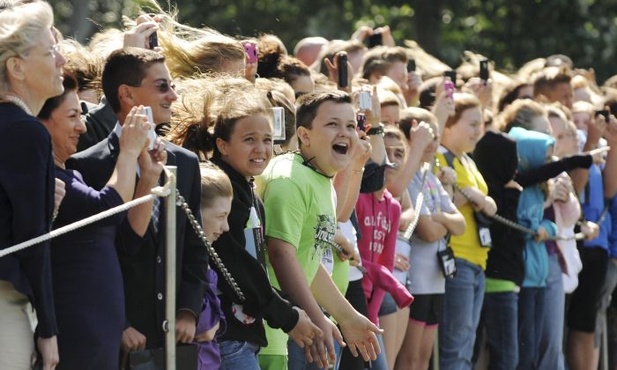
[517,287,545,370]
[439,259,485,370]
[537,253,565,370]
[483,291,518,370]
[288,339,324,370]
[368,334,387,370]
[219,340,261,370]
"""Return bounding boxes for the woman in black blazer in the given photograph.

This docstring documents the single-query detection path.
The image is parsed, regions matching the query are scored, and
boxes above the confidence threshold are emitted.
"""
[39,73,157,370]
[0,2,66,369]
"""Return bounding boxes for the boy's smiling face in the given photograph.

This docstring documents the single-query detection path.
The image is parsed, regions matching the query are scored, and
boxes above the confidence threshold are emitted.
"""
[298,101,357,177]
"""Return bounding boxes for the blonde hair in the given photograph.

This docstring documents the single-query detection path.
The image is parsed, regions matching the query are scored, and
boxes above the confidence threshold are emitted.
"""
[199,162,233,209]
[0,1,54,95]
[60,39,104,99]
[546,103,571,121]
[130,2,245,79]
[86,28,124,60]
[572,100,594,115]
[497,98,546,132]
[163,31,244,79]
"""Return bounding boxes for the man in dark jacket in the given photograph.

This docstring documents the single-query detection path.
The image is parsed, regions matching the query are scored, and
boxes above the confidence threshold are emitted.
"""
[67,47,209,353]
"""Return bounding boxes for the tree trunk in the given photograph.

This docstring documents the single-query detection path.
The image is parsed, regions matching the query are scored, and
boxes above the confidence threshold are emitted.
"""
[413,0,442,59]
[67,0,93,43]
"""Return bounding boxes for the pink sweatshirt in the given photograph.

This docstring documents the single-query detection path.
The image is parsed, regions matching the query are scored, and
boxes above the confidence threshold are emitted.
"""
[355,190,402,324]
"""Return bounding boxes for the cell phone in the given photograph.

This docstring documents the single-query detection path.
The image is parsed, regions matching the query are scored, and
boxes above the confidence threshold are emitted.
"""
[596,109,610,121]
[272,107,286,144]
[479,59,490,82]
[244,42,258,64]
[444,70,457,83]
[358,90,372,110]
[337,52,348,88]
[144,106,156,150]
[357,113,366,131]
[445,80,455,99]
[148,31,158,50]
[367,32,383,48]
[407,59,416,73]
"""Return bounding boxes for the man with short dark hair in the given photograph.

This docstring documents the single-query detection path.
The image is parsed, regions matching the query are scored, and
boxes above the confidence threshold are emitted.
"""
[67,47,209,354]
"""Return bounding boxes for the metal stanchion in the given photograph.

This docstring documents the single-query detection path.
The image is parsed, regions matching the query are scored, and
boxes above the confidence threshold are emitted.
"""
[602,317,608,370]
[164,166,177,370]
[432,329,439,370]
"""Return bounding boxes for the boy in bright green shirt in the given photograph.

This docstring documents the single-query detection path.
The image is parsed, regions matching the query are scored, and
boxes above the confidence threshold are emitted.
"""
[257,91,381,370]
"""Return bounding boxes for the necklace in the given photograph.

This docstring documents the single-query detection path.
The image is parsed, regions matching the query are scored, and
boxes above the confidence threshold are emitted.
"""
[1,94,33,116]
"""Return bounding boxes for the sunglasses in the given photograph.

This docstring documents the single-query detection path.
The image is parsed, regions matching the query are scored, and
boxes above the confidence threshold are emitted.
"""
[128,81,176,94]
[154,81,176,94]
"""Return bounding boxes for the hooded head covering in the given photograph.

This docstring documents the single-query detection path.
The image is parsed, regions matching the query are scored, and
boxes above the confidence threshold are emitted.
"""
[508,126,555,172]
[473,130,518,189]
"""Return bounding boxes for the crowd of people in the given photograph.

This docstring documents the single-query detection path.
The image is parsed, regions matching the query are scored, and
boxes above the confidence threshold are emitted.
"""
[2,1,617,370]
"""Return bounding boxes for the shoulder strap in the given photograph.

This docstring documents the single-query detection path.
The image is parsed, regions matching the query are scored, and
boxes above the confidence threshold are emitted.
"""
[442,149,456,169]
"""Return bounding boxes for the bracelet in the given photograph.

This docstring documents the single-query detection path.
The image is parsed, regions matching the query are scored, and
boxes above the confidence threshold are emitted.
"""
[352,168,364,174]
[367,126,384,136]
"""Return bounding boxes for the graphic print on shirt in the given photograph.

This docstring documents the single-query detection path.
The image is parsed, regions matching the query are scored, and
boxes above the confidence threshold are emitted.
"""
[313,214,337,260]
[363,210,392,254]
[244,206,267,271]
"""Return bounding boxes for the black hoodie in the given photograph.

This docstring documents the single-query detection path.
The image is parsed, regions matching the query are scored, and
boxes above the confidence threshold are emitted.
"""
[210,157,298,347]
[473,131,526,285]
[474,131,594,285]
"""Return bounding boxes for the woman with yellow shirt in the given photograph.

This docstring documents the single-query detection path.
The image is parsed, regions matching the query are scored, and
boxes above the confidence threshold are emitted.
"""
[435,93,497,370]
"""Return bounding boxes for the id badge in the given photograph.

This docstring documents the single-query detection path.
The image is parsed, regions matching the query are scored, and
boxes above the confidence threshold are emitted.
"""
[478,226,492,248]
[437,247,457,279]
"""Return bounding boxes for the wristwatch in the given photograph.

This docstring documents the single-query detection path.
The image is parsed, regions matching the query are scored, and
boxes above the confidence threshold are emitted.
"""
[367,125,384,136]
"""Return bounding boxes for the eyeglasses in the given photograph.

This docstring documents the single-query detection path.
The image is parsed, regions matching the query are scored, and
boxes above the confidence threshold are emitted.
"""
[16,44,60,60]
[48,44,60,59]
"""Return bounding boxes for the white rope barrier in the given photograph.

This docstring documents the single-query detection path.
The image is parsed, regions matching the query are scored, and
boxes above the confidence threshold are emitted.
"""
[0,179,173,259]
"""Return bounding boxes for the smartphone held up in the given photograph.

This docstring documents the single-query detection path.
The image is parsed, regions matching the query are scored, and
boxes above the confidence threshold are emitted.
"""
[244,42,258,64]
[143,106,157,150]
[148,32,158,50]
[479,59,490,83]
[337,52,348,88]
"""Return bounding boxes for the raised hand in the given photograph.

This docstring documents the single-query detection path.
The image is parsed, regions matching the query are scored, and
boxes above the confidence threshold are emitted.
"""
[123,15,159,50]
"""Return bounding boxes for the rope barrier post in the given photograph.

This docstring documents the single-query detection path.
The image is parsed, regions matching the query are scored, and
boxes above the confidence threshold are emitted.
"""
[164,166,177,370]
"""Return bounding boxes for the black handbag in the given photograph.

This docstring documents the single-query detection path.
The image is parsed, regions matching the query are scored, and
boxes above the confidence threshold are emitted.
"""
[127,343,199,370]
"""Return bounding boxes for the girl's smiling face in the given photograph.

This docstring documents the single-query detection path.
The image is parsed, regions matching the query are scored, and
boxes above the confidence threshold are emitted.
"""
[217,114,273,178]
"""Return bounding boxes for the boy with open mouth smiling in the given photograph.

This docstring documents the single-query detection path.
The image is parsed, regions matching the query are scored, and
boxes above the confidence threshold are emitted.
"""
[257,91,382,370]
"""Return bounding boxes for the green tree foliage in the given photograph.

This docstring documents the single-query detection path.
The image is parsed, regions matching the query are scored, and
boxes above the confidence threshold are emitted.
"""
[50,0,617,81]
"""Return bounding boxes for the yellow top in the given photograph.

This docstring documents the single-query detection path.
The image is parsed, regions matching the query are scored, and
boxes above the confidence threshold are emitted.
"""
[436,149,489,270]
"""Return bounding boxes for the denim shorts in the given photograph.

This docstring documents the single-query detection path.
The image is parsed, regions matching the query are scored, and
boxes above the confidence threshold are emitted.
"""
[378,292,397,316]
